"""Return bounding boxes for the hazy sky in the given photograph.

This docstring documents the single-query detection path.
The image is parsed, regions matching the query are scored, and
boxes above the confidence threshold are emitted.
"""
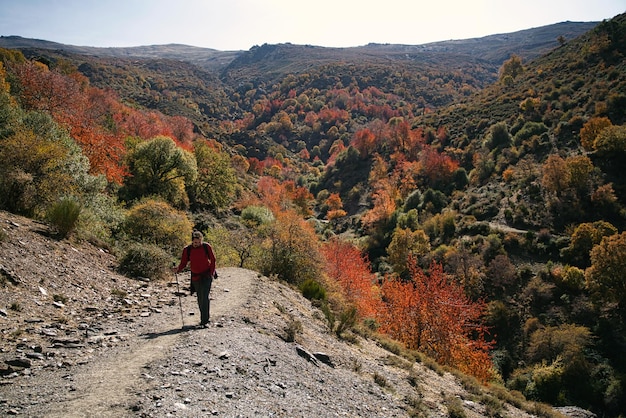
[1,0,624,51]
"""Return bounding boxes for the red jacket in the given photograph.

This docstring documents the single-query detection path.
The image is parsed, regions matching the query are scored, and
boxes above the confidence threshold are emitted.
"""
[176,243,216,281]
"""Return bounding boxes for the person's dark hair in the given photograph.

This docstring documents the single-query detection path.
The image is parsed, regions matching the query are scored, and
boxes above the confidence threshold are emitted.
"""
[192,230,203,240]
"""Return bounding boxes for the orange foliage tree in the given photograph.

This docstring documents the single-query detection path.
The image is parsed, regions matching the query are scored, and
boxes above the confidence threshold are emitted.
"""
[321,238,381,318]
[257,176,288,212]
[388,117,427,158]
[256,177,313,216]
[389,156,421,199]
[351,128,378,157]
[420,146,459,190]
[325,193,347,220]
[262,208,322,285]
[580,116,612,151]
[541,154,570,197]
[360,182,397,233]
[289,182,315,216]
[13,61,80,114]
[326,139,346,165]
[247,157,264,175]
[13,61,127,182]
[114,108,195,149]
[378,259,494,382]
[361,156,399,232]
[12,59,200,183]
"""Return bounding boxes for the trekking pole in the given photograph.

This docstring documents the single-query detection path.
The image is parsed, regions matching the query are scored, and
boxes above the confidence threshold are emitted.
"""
[174,272,185,329]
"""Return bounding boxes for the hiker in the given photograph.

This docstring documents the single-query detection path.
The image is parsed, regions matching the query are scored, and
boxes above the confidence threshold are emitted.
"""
[173,230,216,327]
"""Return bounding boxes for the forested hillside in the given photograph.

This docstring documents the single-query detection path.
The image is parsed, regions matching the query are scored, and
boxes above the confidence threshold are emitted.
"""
[1,15,625,416]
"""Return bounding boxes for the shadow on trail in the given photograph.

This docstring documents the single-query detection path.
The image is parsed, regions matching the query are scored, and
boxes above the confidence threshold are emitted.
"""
[140,325,197,340]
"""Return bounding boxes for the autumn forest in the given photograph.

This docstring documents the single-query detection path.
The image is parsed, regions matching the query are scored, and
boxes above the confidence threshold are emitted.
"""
[1,13,626,416]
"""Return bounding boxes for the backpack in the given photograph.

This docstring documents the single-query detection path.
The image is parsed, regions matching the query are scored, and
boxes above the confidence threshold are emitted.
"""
[186,243,218,280]
[187,242,211,260]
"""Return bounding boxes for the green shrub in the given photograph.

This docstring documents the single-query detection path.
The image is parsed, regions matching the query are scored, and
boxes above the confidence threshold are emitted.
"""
[373,372,389,388]
[241,205,274,226]
[122,199,192,256]
[273,301,287,314]
[403,189,423,212]
[452,167,469,190]
[205,224,262,269]
[486,121,512,150]
[479,394,504,417]
[77,179,125,245]
[405,395,425,418]
[396,209,419,230]
[422,188,448,214]
[299,278,327,301]
[335,306,357,337]
[362,318,379,332]
[381,354,413,370]
[377,335,404,356]
[260,211,322,285]
[508,360,564,405]
[444,396,467,418]
[407,369,421,388]
[282,318,303,342]
[119,243,172,281]
[513,121,548,145]
[0,123,78,217]
[189,140,237,210]
[120,136,197,208]
[320,301,335,331]
[47,197,81,238]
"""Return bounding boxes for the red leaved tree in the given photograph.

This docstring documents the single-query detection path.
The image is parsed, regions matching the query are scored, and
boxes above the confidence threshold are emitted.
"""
[321,238,381,318]
[351,128,378,158]
[420,146,459,190]
[378,258,494,382]
[257,176,288,212]
[360,182,397,233]
[13,61,127,182]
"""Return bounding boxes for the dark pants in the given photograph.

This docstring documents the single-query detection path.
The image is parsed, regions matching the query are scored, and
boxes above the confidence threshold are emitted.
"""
[192,275,213,324]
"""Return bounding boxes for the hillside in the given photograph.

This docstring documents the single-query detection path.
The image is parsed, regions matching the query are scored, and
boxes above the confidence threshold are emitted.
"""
[414,13,626,230]
[0,21,598,109]
[0,21,600,140]
[0,210,565,417]
[1,13,626,417]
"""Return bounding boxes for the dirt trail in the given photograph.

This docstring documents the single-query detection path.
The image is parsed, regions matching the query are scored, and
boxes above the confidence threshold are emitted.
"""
[44,267,255,418]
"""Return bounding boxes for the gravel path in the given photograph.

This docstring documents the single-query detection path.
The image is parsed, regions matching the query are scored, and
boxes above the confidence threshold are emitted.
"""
[40,267,253,417]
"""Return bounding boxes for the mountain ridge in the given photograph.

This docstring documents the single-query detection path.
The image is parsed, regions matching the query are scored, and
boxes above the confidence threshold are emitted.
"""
[0,20,599,73]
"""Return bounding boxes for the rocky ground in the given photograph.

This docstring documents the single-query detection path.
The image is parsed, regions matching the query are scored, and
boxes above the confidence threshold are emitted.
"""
[0,211,584,417]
